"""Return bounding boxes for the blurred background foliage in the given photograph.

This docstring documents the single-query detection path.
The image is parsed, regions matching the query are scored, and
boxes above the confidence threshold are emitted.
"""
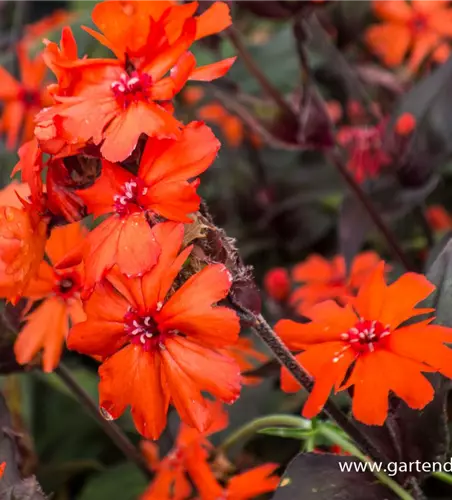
[2,0,452,498]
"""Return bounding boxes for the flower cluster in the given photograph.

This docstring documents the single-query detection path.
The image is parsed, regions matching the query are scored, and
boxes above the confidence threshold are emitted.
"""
[140,402,279,500]
[264,251,381,314]
[0,0,249,439]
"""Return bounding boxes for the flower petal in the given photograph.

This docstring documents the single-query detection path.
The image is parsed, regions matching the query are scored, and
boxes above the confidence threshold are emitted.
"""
[99,345,169,439]
[82,214,160,296]
[388,321,452,378]
[365,24,411,67]
[189,57,236,82]
[14,297,68,373]
[67,281,129,358]
[195,2,232,40]
[100,101,182,163]
[165,337,241,404]
[352,261,387,322]
[45,222,87,265]
[138,121,220,185]
[379,271,435,328]
[160,345,211,433]
[76,161,134,218]
[159,265,239,348]
[349,350,434,425]
[372,1,413,23]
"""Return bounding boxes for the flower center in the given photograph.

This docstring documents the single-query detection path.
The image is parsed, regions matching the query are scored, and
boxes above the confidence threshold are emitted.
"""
[17,88,41,108]
[340,319,391,354]
[113,178,148,216]
[124,308,166,352]
[409,13,428,34]
[111,71,152,107]
[53,270,82,300]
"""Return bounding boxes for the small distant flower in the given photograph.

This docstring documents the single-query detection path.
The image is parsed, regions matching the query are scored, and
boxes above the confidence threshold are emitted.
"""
[291,252,381,315]
[0,462,5,479]
[366,0,452,72]
[0,43,50,149]
[199,103,244,148]
[264,267,291,302]
[67,222,241,439]
[337,123,390,182]
[426,205,452,232]
[276,262,452,425]
[394,112,416,136]
[14,223,86,373]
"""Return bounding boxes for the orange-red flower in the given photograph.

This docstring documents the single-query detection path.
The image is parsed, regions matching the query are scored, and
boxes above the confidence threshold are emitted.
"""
[35,2,235,162]
[0,43,50,149]
[198,103,244,148]
[193,462,279,500]
[337,123,390,182]
[264,267,291,302]
[426,205,452,232]
[141,402,228,500]
[0,461,5,479]
[85,1,233,57]
[67,222,241,438]
[291,252,381,315]
[142,401,278,500]
[58,121,219,296]
[366,0,452,72]
[14,223,86,373]
[219,464,280,500]
[0,195,48,304]
[276,262,452,425]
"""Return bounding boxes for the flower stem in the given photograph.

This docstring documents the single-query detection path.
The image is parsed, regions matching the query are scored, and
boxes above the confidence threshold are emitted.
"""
[55,363,152,479]
[235,309,389,464]
[319,425,415,500]
[327,149,413,271]
[226,26,296,120]
[219,414,310,455]
[432,471,452,485]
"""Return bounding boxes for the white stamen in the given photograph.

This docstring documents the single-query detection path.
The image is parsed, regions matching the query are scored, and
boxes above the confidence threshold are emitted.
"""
[144,317,152,326]
[127,77,140,87]
[156,301,163,312]
[140,334,146,344]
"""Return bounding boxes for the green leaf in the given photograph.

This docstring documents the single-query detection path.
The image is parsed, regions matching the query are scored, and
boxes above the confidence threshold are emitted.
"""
[258,427,314,440]
[78,463,148,500]
[228,27,299,94]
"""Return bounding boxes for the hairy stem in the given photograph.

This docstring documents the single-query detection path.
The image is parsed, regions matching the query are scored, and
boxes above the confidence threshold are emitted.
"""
[55,363,151,479]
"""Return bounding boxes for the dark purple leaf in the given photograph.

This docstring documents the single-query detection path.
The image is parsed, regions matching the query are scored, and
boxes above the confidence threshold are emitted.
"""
[272,453,399,500]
